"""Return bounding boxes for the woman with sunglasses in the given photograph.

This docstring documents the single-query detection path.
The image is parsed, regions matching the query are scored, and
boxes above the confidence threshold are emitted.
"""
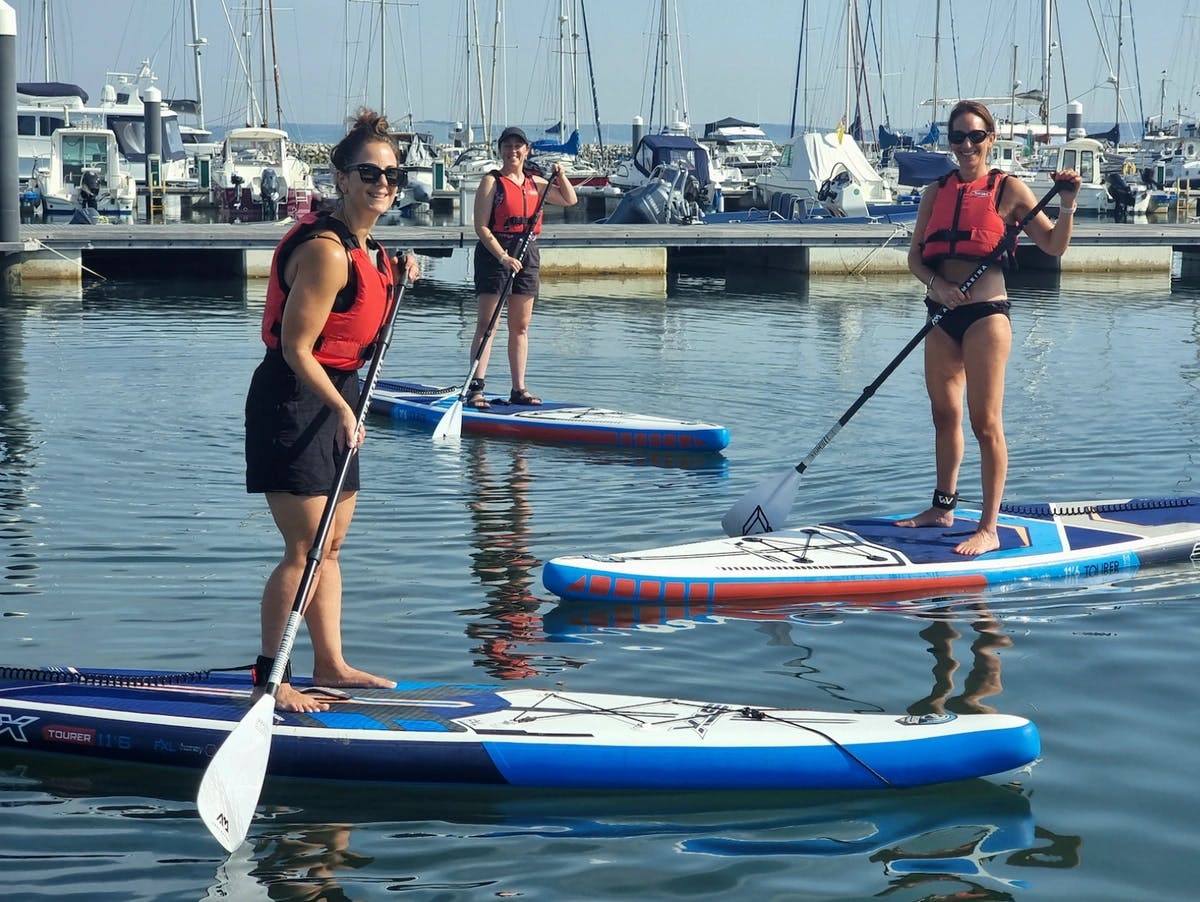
[897,100,1081,556]
[245,109,420,712]
[465,125,577,409]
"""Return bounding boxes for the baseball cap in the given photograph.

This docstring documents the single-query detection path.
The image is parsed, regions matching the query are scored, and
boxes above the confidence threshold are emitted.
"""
[497,126,529,147]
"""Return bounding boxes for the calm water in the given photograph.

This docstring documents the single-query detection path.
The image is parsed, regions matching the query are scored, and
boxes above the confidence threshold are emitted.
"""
[2,250,1199,900]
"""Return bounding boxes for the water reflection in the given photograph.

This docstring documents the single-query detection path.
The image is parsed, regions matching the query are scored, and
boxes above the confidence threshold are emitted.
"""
[544,593,1017,717]
[458,440,548,680]
[0,301,38,598]
[454,440,593,681]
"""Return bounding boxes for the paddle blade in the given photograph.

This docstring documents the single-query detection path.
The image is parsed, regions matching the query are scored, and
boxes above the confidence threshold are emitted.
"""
[432,399,464,442]
[197,693,276,852]
[721,468,802,537]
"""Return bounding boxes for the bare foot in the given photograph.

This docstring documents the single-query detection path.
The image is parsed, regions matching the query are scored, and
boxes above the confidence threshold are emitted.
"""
[311,665,396,690]
[954,528,1000,556]
[895,507,955,528]
[254,682,331,714]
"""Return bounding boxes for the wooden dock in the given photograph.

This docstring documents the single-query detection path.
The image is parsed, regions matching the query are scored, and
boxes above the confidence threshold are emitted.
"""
[12,219,1200,282]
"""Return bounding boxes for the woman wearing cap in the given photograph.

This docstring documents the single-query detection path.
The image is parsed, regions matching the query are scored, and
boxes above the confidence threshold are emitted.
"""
[466,125,577,409]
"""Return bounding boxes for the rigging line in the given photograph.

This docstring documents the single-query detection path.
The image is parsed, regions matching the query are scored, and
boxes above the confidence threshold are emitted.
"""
[578,0,604,150]
[28,238,107,281]
[850,223,914,276]
[739,708,893,786]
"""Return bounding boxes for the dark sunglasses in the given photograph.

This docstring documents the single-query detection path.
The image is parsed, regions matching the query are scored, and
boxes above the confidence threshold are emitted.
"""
[948,129,991,145]
[348,163,405,187]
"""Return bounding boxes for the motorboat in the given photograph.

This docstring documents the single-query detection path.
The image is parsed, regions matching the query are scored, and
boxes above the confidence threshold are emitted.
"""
[211,126,319,222]
[27,124,135,223]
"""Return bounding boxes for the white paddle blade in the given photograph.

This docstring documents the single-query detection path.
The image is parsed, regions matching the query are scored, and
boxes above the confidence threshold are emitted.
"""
[197,694,276,852]
[721,468,802,537]
[431,399,464,442]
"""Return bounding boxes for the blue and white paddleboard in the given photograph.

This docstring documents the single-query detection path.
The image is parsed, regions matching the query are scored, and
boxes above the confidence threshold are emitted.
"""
[0,667,1036,791]
[367,378,730,451]
[543,496,1200,604]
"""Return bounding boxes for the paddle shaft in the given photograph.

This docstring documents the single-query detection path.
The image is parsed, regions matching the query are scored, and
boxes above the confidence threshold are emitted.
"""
[787,180,1064,479]
[453,173,555,402]
[264,276,409,693]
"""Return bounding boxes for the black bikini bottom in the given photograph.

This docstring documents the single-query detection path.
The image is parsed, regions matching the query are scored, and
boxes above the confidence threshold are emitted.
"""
[924,298,1012,344]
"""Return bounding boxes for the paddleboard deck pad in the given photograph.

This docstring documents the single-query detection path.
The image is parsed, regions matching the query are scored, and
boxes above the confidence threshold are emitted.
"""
[367,378,730,450]
[543,496,1200,604]
[0,667,1037,790]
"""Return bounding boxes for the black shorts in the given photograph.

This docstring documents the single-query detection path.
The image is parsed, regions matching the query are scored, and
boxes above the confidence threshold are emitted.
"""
[245,350,361,495]
[474,236,541,296]
[925,298,1012,344]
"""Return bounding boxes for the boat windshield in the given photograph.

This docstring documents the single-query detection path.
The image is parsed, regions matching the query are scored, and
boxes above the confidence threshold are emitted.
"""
[107,114,187,163]
[229,138,283,167]
[60,133,110,182]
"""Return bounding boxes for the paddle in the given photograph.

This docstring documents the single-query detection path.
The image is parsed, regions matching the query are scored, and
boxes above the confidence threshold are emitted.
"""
[197,274,410,853]
[721,180,1065,538]
[432,172,554,441]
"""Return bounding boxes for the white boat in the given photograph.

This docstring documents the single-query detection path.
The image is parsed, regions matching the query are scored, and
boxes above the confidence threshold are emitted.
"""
[210,126,319,222]
[446,144,501,191]
[28,125,135,223]
[17,65,193,190]
[699,117,780,178]
[754,131,902,216]
[608,133,742,207]
[1022,136,1148,216]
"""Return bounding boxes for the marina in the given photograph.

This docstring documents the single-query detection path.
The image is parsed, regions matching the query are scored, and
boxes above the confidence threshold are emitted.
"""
[2,262,1199,897]
[12,218,1200,283]
[5,0,1200,897]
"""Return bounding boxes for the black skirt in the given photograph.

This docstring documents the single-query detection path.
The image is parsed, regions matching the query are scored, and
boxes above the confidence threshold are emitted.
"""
[245,350,361,495]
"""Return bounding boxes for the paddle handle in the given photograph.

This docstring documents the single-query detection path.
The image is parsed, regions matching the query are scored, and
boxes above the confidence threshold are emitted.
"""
[791,179,1064,477]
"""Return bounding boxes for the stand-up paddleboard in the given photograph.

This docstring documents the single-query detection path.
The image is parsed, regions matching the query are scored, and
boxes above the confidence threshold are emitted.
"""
[0,667,1037,791]
[543,496,1200,604]
[367,378,730,451]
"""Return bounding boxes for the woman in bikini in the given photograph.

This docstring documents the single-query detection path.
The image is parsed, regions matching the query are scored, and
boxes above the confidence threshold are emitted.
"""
[897,100,1081,556]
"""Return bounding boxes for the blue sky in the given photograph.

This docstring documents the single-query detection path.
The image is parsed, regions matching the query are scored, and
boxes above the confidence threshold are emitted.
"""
[13,0,1200,138]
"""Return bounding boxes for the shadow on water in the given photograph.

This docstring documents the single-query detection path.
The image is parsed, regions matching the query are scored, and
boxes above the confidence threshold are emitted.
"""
[0,746,1080,899]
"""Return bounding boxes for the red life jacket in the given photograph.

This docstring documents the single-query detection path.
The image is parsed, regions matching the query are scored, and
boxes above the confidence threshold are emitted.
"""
[488,170,542,236]
[921,169,1014,265]
[261,211,395,371]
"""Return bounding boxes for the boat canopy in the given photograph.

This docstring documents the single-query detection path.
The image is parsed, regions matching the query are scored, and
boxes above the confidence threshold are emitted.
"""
[632,134,711,186]
[532,129,581,156]
[894,151,958,187]
[17,81,88,104]
[702,116,761,136]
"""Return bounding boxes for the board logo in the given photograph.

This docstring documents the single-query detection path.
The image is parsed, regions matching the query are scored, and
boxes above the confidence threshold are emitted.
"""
[0,713,38,743]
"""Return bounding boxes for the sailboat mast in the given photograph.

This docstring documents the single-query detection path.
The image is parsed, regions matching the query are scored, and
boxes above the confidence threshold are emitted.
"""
[1009,43,1017,139]
[1114,0,1123,137]
[189,0,207,130]
[558,0,567,138]
[42,0,51,81]
[932,0,941,135]
[1041,0,1052,139]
